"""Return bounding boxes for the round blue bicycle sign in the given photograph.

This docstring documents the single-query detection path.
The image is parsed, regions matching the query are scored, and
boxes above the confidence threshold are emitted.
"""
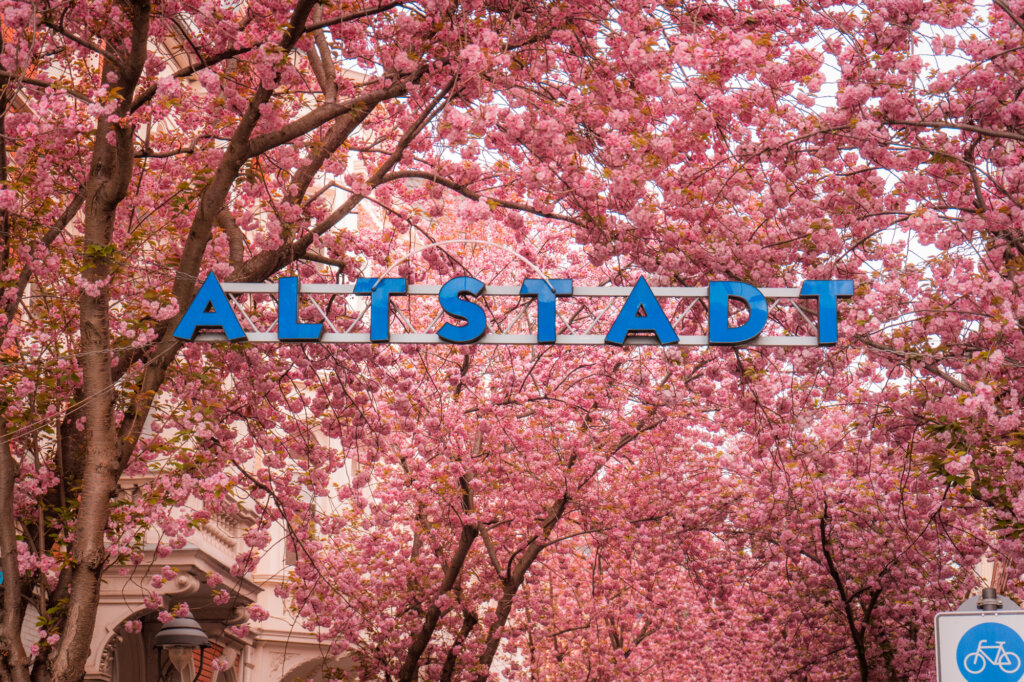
[957,622,1024,680]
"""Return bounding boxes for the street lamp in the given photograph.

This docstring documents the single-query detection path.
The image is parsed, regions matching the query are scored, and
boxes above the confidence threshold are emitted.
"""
[154,616,209,682]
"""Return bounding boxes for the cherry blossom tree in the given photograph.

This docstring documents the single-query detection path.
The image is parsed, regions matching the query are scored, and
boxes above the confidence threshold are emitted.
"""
[255,216,986,680]
[0,0,1021,680]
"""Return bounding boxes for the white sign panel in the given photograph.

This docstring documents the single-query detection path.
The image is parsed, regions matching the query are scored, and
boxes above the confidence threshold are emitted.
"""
[936,612,1024,681]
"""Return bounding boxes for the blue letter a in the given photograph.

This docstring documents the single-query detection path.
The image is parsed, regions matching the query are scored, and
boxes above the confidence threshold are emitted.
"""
[605,277,679,346]
[173,274,246,341]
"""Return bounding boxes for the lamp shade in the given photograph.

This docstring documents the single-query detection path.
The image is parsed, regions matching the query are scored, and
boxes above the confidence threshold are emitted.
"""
[153,617,209,649]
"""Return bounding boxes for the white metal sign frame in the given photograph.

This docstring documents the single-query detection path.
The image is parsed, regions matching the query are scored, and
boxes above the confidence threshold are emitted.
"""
[191,283,822,346]
[935,611,1024,681]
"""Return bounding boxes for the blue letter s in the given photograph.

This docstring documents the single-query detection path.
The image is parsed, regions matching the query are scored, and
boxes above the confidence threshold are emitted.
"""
[438,277,487,343]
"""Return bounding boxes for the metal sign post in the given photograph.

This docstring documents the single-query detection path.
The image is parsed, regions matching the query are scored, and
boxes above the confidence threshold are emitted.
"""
[936,588,1024,681]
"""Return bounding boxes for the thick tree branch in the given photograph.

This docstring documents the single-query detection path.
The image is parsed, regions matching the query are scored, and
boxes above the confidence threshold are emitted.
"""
[247,75,418,158]
[396,523,479,682]
[438,609,479,682]
[0,422,30,682]
[237,75,454,283]
[217,209,246,269]
[820,505,870,682]
[472,494,570,680]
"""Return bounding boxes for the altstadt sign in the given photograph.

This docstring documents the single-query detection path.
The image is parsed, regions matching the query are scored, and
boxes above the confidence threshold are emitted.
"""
[174,274,854,347]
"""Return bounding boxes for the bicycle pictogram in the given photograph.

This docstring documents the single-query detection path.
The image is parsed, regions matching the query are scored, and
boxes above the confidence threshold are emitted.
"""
[963,640,1023,675]
[955,622,1024,681]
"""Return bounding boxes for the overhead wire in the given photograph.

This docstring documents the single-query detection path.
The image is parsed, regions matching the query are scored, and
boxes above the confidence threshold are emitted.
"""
[0,337,182,445]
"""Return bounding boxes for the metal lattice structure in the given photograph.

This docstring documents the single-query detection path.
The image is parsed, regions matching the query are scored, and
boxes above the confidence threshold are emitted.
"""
[192,283,823,346]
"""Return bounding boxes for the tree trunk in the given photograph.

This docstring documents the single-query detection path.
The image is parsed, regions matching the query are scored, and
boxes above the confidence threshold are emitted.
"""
[48,3,151,677]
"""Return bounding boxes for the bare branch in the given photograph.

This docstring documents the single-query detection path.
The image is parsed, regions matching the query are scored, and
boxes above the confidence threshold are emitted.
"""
[380,170,587,227]
[303,0,408,32]
[41,21,122,66]
[0,72,91,103]
[993,0,1024,32]
[886,118,1024,143]
[856,335,973,392]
